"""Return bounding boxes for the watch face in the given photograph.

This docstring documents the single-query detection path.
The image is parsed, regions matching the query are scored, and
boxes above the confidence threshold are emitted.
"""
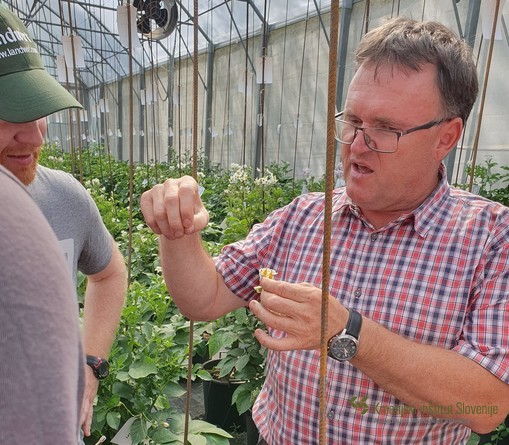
[97,361,110,379]
[330,335,358,361]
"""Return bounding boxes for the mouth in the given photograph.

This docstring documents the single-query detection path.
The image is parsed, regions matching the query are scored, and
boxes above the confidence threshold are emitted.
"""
[352,162,374,175]
[5,153,34,166]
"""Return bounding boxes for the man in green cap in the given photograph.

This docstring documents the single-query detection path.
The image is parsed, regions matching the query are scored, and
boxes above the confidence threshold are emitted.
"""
[0,5,127,443]
[0,6,82,121]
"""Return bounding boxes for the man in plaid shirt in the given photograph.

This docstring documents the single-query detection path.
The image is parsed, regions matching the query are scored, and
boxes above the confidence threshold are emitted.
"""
[141,17,509,444]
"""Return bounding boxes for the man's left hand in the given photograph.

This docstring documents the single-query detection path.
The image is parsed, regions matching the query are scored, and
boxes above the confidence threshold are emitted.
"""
[80,367,100,437]
[248,277,349,351]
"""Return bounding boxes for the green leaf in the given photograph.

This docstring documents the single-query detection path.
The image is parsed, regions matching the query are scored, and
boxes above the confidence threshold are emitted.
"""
[155,394,170,411]
[129,357,158,379]
[235,354,250,373]
[112,381,133,399]
[187,434,207,445]
[233,308,249,324]
[142,322,153,339]
[106,411,121,430]
[151,428,181,444]
[205,435,233,445]
[163,381,186,398]
[168,412,187,434]
[208,330,237,357]
[149,410,173,422]
[116,370,131,382]
[195,369,213,381]
[188,420,233,438]
[217,357,236,379]
[130,417,148,444]
[231,386,252,415]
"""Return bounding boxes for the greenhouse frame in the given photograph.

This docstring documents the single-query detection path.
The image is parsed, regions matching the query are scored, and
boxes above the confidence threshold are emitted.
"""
[3,0,508,182]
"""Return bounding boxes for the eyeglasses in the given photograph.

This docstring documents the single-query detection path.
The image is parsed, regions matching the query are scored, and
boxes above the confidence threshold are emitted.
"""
[334,111,447,153]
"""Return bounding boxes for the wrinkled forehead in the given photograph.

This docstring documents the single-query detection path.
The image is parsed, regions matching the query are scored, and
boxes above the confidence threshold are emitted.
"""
[345,63,443,123]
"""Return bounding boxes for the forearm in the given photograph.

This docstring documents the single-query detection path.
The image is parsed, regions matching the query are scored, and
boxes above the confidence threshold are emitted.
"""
[159,233,244,320]
[82,246,127,357]
[354,317,509,433]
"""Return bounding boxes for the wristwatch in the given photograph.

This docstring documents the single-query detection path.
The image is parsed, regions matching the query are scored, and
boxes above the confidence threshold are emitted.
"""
[86,355,110,380]
[327,309,362,361]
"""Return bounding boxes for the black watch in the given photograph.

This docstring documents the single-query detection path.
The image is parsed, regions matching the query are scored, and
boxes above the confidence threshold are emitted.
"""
[327,309,362,362]
[86,355,110,380]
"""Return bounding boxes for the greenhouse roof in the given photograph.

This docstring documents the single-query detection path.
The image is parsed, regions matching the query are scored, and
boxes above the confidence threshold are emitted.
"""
[2,0,332,88]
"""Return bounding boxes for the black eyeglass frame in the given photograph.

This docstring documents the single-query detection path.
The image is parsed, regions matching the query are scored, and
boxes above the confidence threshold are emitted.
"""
[334,111,448,153]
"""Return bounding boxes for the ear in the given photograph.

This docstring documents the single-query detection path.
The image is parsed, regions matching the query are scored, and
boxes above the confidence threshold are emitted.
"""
[434,117,463,161]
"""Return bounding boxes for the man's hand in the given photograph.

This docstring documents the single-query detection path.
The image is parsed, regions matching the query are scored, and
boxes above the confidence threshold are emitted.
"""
[248,277,349,351]
[80,367,100,437]
[141,175,209,239]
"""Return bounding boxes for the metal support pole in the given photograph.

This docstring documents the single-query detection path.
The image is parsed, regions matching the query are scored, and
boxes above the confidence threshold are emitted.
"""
[117,76,123,160]
[168,56,174,162]
[335,0,353,112]
[445,0,481,182]
[204,42,215,168]
[139,73,145,163]
[254,22,270,176]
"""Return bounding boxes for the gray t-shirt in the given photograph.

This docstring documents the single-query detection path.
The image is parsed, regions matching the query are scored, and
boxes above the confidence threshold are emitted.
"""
[28,165,113,284]
[0,166,85,444]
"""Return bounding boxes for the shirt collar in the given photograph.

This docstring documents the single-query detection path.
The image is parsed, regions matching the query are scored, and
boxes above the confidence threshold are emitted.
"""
[334,164,451,237]
[412,164,450,237]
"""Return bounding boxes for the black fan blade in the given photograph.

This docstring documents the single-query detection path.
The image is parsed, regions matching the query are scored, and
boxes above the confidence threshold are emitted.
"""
[133,0,145,10]
[153,8,168,27]
[142,0,161,15]
[137,16,152,34]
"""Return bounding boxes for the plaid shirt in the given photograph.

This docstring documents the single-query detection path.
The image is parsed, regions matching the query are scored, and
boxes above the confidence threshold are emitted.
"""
[215,167,509,444]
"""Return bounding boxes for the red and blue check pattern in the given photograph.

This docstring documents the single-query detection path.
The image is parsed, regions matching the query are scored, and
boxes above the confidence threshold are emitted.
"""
[215,168,509,444]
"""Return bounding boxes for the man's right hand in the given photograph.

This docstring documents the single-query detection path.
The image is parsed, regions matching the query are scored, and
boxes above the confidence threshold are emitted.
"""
[140,175,209,240]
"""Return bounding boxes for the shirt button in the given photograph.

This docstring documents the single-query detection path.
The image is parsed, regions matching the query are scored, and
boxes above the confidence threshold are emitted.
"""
[371,233,378,241]
[354,289,362,298]
[328,409,335,419]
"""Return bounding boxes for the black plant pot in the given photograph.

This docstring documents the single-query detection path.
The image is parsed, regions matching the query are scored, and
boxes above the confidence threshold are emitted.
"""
[202,359,246,433]
[476,415,509,445]
[245,409,260,445]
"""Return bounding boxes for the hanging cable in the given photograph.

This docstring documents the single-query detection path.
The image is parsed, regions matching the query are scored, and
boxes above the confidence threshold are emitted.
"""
[292,0,312,181]
[467,0,500,192]
[151,44,160,183]
[259,0,269,178]
[307,0,324,171]
[276,0,290,163]
[56,0,77,176]
[177,29,183,174]
[258,0,269,215]
[242,1,250,165]
[142,48,153,183]
[454,37,484,186]
[221,0,236,167]
[126,0,135,286]
[64,0,84,183]
[365,0,370,34]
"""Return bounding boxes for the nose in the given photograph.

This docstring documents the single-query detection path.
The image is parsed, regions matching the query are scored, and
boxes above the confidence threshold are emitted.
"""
[349,127,370,153]
[11,119,45,146]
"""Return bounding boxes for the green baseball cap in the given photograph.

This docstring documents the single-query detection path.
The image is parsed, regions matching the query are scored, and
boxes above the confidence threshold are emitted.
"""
[0,4,82,123]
